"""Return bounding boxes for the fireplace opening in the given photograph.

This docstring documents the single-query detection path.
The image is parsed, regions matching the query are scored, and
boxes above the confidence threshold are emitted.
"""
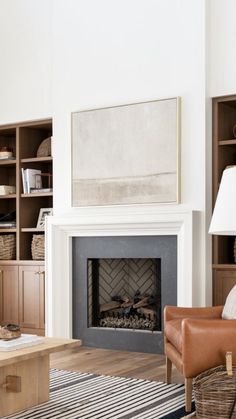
[88,258,161,331]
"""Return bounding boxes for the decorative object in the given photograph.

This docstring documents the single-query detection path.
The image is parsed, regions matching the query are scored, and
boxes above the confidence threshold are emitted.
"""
[72,97,180,206]
[10,368,194,419]
[34,172,53,192]
[209,166,236,262]
[36,136,51,157]
[31,234,45,260]
[0,234,16,260]
[0,146,13,159]
[0,324,21,340]
[36,208,53,228]
[233,124,236,138]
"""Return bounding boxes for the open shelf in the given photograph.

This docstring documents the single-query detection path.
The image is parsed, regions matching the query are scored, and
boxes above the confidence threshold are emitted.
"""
[0,194,16,199]
[21,192,53,198]
[21,228,44,233]
[212,95,236,304]
[0,228,16,233]
[0,159,16,166]
[0,118,53,262]
[21,156,52,164]
[218,139,236,146]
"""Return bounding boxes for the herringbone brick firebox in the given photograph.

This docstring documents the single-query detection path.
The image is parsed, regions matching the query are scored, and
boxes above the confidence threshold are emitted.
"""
[88,258,161,331]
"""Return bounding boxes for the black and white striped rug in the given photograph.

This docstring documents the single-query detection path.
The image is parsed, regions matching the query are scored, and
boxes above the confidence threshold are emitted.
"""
[7,369,194,419]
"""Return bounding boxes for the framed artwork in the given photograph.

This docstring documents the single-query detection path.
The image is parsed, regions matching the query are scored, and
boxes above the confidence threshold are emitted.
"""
[37,208,53,228]
[71,97,180,206]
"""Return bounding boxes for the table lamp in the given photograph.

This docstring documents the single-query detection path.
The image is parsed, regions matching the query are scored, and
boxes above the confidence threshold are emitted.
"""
[209,166,236,263]
[209,166,236,235]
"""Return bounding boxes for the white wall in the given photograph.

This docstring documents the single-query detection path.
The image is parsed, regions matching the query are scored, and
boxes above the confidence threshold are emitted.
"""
[0,0,52,123]
[0,0,210,303]
[52,0,206,215]
[208,0,236,97]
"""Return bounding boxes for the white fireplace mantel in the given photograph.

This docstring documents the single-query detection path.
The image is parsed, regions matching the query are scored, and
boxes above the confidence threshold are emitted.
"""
[45,205,197,338]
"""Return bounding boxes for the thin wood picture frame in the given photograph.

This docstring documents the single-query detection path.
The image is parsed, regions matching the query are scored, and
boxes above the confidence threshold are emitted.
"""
[37,208,53,228]
[71,97,181,206]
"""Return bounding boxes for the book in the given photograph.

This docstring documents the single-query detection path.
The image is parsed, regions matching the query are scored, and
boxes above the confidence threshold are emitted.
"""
[0,156,15,160]
[30,187,53,193]
[0,221,16,227]
[0,334,44,351]
[21,168,27,193]
[24,169,42,193]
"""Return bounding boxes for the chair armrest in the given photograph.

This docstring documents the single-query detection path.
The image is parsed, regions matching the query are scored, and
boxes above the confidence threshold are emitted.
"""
[182,318,236,377]
[164,305,223,322]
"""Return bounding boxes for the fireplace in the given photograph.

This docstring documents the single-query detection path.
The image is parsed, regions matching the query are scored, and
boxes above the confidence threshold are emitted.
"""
[45,207,197,349]
[72,235,177,353]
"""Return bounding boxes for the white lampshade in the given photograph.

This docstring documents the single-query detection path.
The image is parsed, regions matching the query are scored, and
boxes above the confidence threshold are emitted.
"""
[209,166,236,235]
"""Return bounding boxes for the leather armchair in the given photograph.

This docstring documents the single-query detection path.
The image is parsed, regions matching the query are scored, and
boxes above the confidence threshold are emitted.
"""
[164,305,236,412]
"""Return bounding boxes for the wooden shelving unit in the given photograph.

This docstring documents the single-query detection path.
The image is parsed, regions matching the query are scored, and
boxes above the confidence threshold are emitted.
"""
[0,118,53,335]
[212,95,236,305]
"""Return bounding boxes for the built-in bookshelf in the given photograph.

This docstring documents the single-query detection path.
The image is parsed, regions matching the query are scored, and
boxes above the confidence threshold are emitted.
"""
[0,119,53,260]
[212,95,236,305]
[0,119,53,335]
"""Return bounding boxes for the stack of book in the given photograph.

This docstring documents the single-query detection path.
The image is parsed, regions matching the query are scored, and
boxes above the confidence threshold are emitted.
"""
[22,168,42,193]
[22,169,52,194]
[0,334,43,351]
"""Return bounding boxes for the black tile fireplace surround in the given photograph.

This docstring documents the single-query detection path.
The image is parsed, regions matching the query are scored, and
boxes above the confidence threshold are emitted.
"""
[72,235,177,354]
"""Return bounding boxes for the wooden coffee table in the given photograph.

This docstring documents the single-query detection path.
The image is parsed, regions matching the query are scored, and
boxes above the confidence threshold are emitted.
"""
[0,337,81,417]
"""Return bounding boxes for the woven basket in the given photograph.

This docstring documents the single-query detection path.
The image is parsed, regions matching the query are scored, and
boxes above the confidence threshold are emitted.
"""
[0,234,16,260]
[31,234,45,260]
[194,365,236,418]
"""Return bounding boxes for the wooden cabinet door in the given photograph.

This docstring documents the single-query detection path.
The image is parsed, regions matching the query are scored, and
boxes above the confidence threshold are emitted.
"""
[0,265,19,325]
[213,269,236,305]
[39,269,45,329]
[18,265,44,330]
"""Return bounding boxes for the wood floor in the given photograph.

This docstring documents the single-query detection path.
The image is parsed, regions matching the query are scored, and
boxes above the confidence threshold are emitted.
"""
[50,345,184,384]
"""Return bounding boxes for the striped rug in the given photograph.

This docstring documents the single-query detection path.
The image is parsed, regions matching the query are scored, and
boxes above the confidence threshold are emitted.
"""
[7,369,194,419]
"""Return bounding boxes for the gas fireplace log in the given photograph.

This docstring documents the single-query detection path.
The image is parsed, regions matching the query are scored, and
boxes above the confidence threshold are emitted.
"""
[100,301,121,312]
[121,300,134,308]
[133,297,149,309]
[99,315,156,330]
[137,306,156,321]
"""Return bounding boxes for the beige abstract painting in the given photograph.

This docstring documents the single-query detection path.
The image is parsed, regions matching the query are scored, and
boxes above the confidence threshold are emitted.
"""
[72,98,180,206]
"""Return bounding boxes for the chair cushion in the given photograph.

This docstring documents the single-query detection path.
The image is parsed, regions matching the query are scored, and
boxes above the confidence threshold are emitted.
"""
[222,285,236,319]
[165,319,182,353]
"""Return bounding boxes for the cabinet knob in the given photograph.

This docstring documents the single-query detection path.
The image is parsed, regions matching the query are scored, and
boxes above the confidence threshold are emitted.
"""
[34,271,41,275]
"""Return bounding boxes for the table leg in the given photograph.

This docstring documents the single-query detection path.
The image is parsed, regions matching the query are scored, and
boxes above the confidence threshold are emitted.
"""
[0,354,49,417]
